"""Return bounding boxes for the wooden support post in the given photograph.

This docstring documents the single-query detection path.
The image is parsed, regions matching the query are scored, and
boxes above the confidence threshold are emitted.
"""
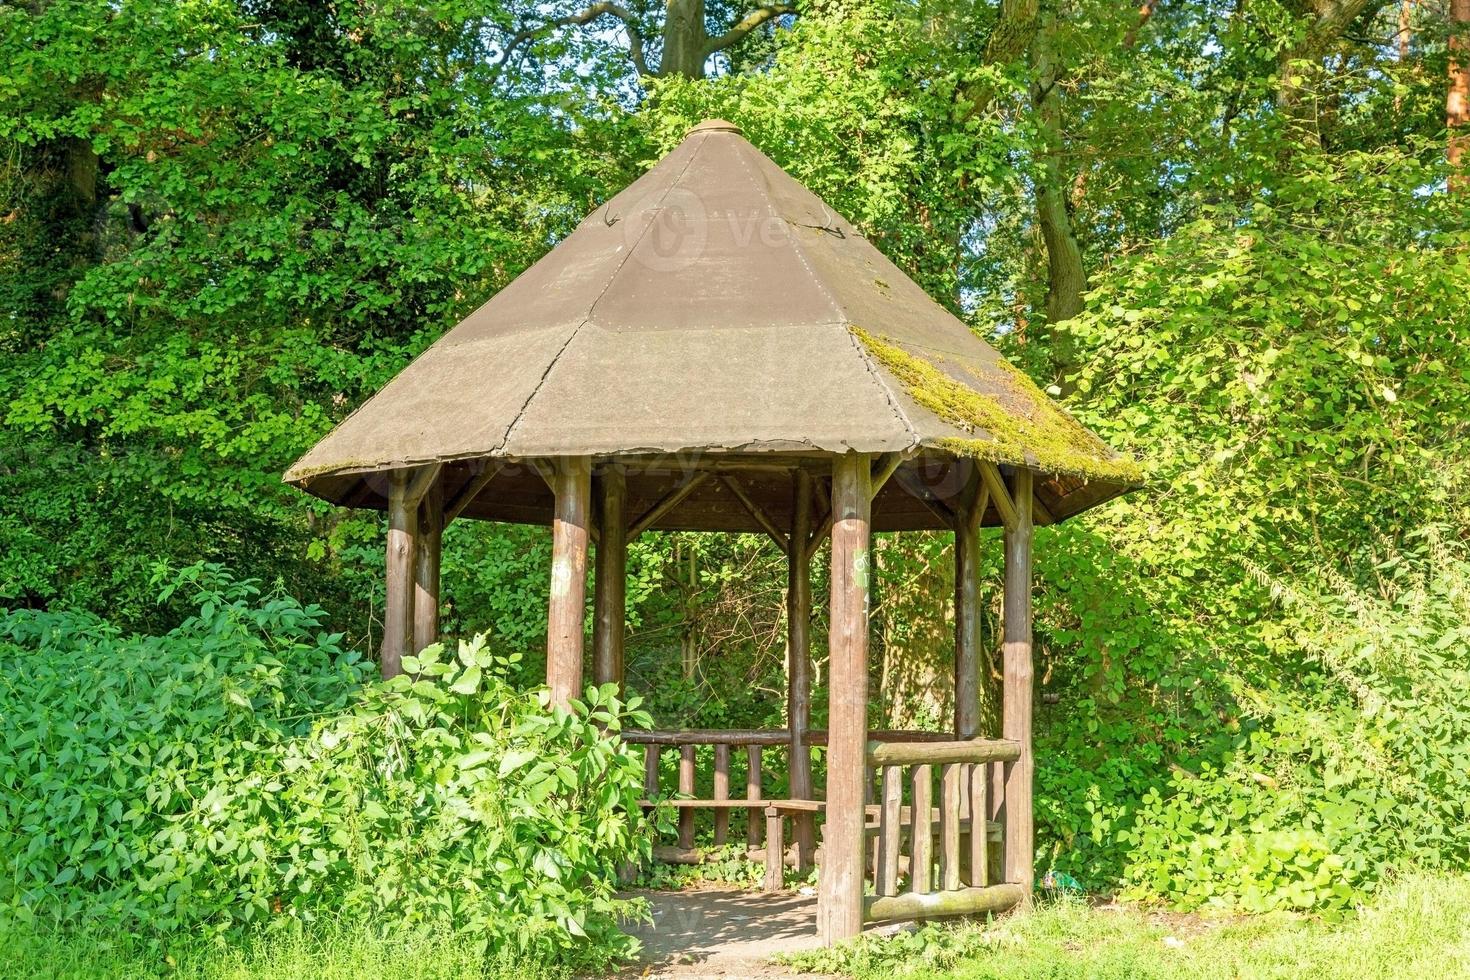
[764,807,785,892]
[592,465,627,692]
[1000,468,1035,894]
[955,470,986,738]
[382,470,417,679]
[818,453,871,945]
[713,744,731,845]
[547,458,591,710]
[746,745,764,849]
[413,479,443,655]
[911,765,933,893]
[788,470,816,873]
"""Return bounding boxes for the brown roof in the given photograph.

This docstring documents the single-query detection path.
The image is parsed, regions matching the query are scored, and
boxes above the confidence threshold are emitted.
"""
[285,120,1140,529]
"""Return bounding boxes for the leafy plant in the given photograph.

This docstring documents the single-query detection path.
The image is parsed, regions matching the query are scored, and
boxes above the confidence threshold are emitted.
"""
[0,565,654,970]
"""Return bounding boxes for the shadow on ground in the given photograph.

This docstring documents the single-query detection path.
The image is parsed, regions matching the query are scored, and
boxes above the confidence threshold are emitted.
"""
[619,887,831,978]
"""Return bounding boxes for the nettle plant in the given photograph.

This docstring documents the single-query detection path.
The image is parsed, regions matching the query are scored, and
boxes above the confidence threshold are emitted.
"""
[0,567,655,969]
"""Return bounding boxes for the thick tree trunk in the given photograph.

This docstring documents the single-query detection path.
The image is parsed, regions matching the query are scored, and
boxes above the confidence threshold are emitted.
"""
[662,0,709,78]
[1451,0,1470,192]
[1032,10,1085,382]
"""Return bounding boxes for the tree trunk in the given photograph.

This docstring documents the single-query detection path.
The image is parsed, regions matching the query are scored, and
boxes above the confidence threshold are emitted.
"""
[1451,0,1470,192]
[1032,10,1086,384]
[662,0,709,78]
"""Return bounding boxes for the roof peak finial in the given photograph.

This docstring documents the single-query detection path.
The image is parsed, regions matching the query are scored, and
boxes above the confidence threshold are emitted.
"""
[684,118,743,138]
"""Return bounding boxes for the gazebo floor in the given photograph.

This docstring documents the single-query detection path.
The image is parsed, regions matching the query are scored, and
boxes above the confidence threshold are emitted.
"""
[619,886,852,977]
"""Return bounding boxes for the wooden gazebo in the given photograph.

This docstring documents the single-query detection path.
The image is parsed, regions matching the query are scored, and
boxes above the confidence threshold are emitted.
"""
[285,120,1140,944]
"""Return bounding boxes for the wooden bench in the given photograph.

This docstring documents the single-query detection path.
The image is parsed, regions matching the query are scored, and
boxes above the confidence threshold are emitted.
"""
[640,797,824,891]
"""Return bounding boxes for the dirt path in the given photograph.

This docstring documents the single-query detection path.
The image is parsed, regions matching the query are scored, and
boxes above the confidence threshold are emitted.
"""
[617,887,837,979]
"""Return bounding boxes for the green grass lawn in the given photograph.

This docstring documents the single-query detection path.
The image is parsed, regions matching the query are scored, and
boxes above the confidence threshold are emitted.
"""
[0,920,568,980]
[787,872,1470,979]
[6,873,1469,979]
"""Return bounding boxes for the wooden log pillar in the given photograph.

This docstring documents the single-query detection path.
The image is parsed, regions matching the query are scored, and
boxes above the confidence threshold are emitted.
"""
[382,469,417,679]
[787,469,816,872]
[593,464,627,691]
[547,457,592,710]
[413,479,443,655]
[999,468,1035,894]
[954,475,983,738]
[818,453,871,945]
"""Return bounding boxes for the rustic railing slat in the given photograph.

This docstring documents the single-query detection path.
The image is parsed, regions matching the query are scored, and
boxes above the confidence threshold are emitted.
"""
[876,765,902,897]
[713,744,730,845]
[910,764,933,894]
[968,762,988,887]
[644,745,661,797]
[939,763,961,890]
[746,744,764,849]
[678,745,696,849]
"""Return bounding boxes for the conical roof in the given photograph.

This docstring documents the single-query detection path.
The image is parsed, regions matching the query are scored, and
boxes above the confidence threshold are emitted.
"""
[286,120,1140,528]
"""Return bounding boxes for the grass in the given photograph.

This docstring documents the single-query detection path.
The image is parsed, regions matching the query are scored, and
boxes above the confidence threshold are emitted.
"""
[0,919,570,980]
[8,873,1470,979]
[785,872,1470,979]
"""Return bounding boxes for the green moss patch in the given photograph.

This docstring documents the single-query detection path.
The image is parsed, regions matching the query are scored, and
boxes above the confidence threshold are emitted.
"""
[852,327,1143,484]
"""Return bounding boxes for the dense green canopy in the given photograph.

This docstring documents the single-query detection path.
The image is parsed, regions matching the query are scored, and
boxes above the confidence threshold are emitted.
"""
[2,0,1469,917]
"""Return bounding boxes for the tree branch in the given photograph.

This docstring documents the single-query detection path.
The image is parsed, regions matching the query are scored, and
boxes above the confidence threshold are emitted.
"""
[492,2,649,79]
[704,4,795,57]
[1297,0,1394,59]
[1123,0,1157,48]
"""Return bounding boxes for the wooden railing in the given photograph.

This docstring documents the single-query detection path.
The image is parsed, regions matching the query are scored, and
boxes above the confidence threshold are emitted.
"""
[623,728,955,859]
[624,727,1025,918]
[862,737,1026,923]
[623,729,791,858]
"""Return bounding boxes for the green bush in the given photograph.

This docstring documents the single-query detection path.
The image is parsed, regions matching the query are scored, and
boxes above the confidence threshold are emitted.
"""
[0,565,653,969]
[1114,532,1470,913]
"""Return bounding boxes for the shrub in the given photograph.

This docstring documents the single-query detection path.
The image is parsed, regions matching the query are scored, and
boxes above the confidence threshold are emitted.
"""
[1114,531,1470,913]
[0,565,653,969]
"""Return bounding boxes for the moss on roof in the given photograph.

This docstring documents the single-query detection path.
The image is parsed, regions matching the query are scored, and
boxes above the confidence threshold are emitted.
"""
[852,327,1144,485]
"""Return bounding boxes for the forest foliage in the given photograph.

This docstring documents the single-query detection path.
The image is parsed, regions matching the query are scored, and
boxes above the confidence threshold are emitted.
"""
[0,566,653,967]
[2,0,1469,936]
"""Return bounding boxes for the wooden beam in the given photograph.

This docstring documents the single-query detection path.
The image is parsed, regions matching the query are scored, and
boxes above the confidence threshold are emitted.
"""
[1032,491,1057,526]
[546,457,591,710]
[979,461,1017,531]
[955,472,984,738]
[626,471,712,540]
[413,478,443,655]
[869,452,905,500]
[443,461,504,524]
[999,468,1034,895]
[866,738,1021,767]
[405,462,443,507]
[592,465,627,691]
[864,883,1024,923]
[382,470,416,679]
[788,470,816,873]
[720,473,790,553]
[818,453,872,945]
[918,492,959,530]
